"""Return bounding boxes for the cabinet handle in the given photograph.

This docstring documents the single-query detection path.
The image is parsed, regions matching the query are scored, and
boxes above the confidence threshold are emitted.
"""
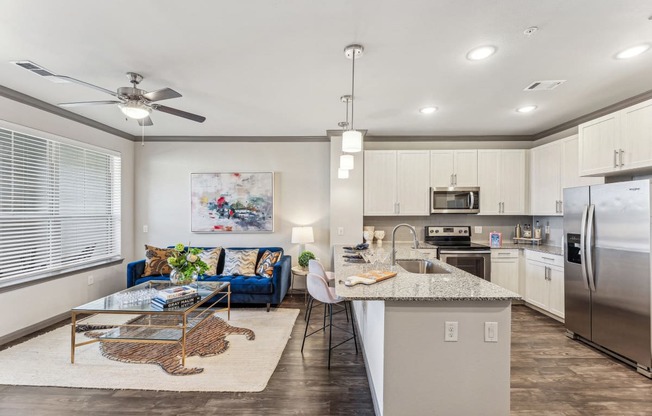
[454,174,457,186]
[542,256,555,261]
[501,202,504,213]
[559,200,562,213]
[498,252,511,256]
[619,149,624,167]
[450,174,454,186]
[397,202,400,214]
[614,149,619,167]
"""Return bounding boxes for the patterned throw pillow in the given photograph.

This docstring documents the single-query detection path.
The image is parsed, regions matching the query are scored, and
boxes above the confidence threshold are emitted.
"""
[256,250,282,277]
[199,247,222,275]
[223,249,259,276]
[143,245,173,276]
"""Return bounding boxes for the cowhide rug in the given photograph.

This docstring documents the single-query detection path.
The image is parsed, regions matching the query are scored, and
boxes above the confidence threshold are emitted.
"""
[81,315,255,375]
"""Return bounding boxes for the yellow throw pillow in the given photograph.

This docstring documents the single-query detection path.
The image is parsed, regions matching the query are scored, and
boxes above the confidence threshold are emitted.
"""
[256,250,282,277]
[199,247,222,275]
[143,245,173,276]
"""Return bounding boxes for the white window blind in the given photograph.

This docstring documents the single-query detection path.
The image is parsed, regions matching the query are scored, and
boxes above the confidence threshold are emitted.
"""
[0,127,121,284]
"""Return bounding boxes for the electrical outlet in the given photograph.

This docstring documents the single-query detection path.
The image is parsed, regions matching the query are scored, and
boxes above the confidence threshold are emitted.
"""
[87,275,94,285]
[143,225,148,233]
[474,226,483,234]
[485,322,498,342]
[337,227,344,236]
[445,321,458,342]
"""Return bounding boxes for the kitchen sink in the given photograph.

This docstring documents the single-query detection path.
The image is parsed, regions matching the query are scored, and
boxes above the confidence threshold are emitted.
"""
[395,259,450,274]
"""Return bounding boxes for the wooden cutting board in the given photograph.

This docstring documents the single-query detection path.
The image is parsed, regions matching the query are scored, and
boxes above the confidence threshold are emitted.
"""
[344,270,397,286]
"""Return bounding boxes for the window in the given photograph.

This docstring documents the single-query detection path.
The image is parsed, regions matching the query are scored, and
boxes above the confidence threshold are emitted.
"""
[0,126,121,285]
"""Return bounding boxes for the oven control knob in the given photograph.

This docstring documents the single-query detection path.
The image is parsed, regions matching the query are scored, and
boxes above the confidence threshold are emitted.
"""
[459,230,463,234]
[435,230,439,233]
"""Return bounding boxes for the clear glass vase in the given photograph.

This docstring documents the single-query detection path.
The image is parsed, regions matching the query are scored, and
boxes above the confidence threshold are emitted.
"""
[169,268,198,285]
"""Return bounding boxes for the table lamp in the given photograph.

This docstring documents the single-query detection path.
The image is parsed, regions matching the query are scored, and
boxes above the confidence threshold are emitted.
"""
[291,226,314,254]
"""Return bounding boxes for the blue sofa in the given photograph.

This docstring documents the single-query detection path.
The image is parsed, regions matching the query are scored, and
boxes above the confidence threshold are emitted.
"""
[127,247,291,311]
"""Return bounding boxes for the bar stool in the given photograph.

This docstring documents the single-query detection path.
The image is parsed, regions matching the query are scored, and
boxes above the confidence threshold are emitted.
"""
[305,260,348,323]
[301,272,358,369]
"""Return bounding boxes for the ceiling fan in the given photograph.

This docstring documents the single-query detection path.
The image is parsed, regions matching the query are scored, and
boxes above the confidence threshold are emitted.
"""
[12,61,205,126]
[56,71,206,126]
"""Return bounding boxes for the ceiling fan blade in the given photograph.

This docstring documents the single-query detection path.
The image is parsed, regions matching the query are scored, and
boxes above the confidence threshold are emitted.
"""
[143,88,182,102]
[58,100,121,107]
[53,75,118,97]
[137,116,153,127]
[153,105,206,123]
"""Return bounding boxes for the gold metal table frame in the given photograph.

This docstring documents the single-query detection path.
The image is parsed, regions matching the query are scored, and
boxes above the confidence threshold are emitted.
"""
[70,280,230,366]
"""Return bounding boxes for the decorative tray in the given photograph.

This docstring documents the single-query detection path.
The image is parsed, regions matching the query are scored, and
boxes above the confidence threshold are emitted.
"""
[513,237,542,245]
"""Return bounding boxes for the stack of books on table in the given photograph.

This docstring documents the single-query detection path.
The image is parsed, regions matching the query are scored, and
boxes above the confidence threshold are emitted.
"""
[151,285,200,310]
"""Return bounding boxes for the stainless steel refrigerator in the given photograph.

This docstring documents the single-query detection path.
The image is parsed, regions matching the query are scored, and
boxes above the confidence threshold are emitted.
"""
[564,179,652,377]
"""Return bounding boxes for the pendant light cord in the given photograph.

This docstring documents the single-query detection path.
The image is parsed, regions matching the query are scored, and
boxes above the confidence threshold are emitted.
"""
[350,51,356,131]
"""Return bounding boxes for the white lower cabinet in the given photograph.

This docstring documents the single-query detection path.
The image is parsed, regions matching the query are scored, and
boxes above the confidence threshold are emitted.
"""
[490,249,520,295]
[524,251,564,319]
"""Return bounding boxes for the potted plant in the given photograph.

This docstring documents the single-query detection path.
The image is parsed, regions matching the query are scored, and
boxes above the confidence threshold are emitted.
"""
[298,250,316,270]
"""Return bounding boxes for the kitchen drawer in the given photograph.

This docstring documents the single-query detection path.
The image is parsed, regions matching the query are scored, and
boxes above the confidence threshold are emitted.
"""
[491,249,519,259]
[525,250,563,268]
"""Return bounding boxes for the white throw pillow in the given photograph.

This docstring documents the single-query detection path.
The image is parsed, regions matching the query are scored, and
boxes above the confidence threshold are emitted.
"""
[223,249,258,276]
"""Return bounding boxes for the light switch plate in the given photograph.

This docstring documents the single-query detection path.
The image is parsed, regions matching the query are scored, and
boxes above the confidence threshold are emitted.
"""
[485,322,498,342]
[474,226,483,234]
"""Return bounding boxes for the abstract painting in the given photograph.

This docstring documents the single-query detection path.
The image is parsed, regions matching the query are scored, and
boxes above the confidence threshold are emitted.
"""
[191,172,274,233]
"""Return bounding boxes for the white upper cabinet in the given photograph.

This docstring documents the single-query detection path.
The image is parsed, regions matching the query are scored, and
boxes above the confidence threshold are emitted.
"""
[430,150,478,188]
[560,135,603,190]
[579,98,652,176]
[620,100,652,171]
[478,149,526,215]
[530,135,604,216]
[364,150,397,215]
[364,150,430,216]
[396,151,431,215]
[531,141,562,216]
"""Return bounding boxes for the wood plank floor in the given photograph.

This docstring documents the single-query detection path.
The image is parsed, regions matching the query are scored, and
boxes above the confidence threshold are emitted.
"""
[1,298,651,415]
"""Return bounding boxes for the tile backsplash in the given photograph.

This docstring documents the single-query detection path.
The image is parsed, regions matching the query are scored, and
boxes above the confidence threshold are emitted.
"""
[363,214,563,246]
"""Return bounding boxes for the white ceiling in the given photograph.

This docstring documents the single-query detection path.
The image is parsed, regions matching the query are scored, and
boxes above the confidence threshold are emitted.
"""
[1,0,651,138]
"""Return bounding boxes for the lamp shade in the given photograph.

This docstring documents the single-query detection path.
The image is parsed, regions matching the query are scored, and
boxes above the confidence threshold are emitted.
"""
[337,168,349,179]
[342,130,362,153]
[339,154,354,170]
[291,226,314,244]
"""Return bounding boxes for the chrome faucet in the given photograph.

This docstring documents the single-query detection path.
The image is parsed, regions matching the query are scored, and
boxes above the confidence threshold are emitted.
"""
[391,223,419,265]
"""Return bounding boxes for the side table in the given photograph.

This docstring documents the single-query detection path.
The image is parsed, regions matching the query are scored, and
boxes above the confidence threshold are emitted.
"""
[291,266,308,303]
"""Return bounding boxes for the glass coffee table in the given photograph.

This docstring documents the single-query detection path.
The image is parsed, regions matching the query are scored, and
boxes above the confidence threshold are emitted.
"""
[70,280,230,365]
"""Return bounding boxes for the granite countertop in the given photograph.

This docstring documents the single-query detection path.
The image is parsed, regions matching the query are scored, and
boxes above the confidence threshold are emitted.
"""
[333,244,520,302]
[491,242,563,256]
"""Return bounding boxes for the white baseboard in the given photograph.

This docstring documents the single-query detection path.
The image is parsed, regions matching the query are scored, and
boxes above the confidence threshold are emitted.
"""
[0,311,69,347]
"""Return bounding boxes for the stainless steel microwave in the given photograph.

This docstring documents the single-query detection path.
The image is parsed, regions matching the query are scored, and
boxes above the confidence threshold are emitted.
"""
[430,187,480,214]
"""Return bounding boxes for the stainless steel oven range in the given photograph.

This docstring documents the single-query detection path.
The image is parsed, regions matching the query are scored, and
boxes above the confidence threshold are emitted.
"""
[423,226,491,280]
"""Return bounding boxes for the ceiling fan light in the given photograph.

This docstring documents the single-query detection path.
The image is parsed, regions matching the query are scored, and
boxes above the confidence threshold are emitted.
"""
[342,130,362,153]
[119,101,151,119]
[340,154,354,170]
[338,168,350,179]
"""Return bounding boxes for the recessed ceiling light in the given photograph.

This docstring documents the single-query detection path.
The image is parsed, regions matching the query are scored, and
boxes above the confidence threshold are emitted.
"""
[466,46,497,61]
[516,105,537,113]
[616,44,650,59]
[419,107,438,114]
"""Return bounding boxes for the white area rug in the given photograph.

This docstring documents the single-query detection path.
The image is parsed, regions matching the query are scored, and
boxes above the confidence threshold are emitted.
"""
[0,308,299,392]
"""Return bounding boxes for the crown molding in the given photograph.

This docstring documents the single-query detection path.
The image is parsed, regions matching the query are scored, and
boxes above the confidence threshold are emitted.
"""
[0,85,134,140]
[3,84,652,143]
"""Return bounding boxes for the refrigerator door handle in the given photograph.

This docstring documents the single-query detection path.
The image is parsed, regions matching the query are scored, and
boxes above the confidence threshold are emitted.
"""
[580,205,590,291]
[586,204,596,291]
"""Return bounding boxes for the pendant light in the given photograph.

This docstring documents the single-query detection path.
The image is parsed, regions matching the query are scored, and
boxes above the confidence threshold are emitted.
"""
[338,95,355,171]
[342,44,364,153]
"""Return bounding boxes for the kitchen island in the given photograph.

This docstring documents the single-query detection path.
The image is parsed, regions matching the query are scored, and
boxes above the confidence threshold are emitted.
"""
[334,244,520,416]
